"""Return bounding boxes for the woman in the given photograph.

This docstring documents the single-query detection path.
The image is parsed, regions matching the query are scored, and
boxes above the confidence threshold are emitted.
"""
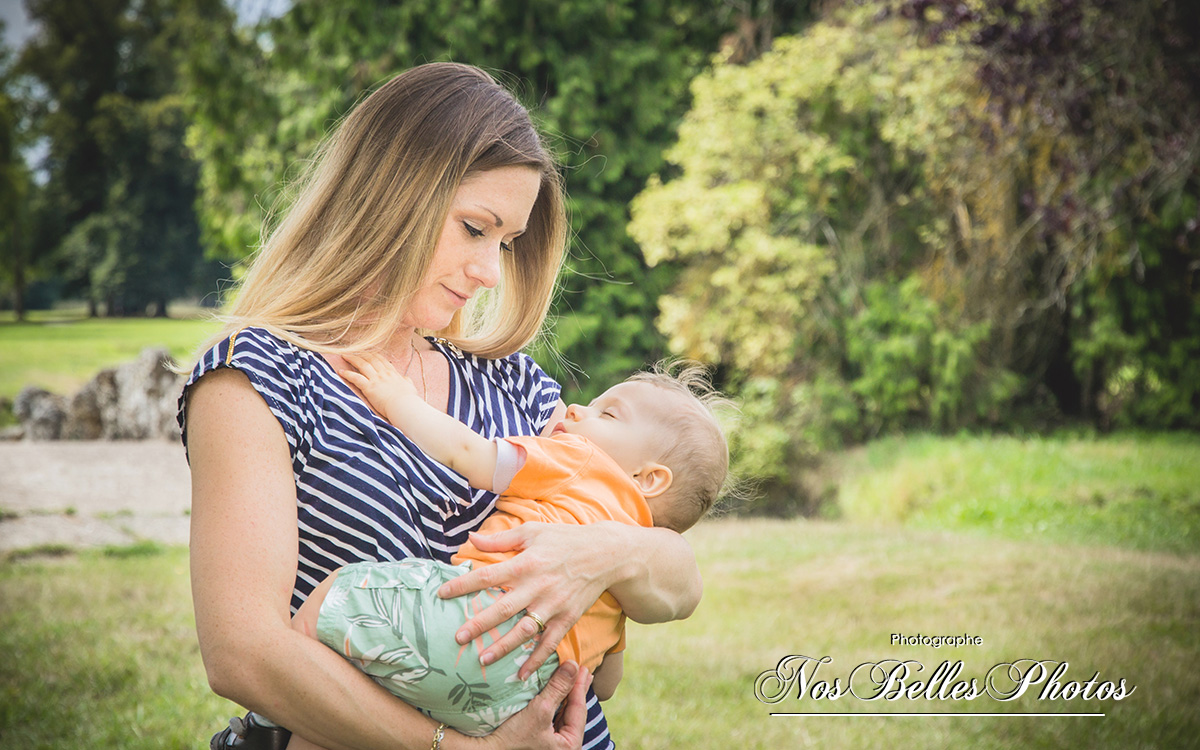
[180,63,702,750]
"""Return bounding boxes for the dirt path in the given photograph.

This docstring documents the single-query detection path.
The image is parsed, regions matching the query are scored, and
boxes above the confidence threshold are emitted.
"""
[0,440,192,555]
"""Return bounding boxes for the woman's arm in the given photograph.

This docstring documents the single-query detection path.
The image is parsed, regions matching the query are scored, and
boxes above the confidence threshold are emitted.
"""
[533,402,703,624]
[186,369,587,750]
[441,522,702,678]
[436,403,703,679]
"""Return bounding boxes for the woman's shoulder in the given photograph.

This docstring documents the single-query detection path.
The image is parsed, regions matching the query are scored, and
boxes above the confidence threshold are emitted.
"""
[437,339,563,431]
[178,326,347,452]
[188,326,317,384]
[220,325,301,363]
[182,326,330,422]
[447,341,559,394]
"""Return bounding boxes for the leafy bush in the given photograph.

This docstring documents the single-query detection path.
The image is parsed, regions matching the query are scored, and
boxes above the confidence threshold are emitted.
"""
[631,8,1018,504]
[631,2,1199,507]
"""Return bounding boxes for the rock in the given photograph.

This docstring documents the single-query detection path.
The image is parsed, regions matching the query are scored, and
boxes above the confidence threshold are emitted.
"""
[61,369,115,440]
[18,348,186,442]
[100,348,184,440]
[13,386,67,440]
[0,425,25,441]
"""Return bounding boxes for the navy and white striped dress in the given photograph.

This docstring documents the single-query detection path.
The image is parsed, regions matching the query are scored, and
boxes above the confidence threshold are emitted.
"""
[178,327,614,749]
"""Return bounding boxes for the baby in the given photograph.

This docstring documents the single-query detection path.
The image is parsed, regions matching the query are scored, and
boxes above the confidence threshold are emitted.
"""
[289,353,729,739]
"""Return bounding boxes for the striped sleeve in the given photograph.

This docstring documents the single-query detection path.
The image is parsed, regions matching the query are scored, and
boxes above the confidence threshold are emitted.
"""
[502,352,562,434]
[177,327,309,461]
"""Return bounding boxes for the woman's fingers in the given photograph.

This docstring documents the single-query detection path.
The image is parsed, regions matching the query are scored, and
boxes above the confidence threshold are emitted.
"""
[486,661,588,750]
[462,528,526,554]
[555,665,592,740]
[453,585,532,646]
[535,660,579,707]
[437,528,534,598]
[515,623,567,680]
[477,612,543,664]
[477,612,565,675]
[439,542,527,600]
[531,662,589,748]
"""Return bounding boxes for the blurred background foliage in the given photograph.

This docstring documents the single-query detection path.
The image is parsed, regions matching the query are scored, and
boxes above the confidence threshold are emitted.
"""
[1,0,1197,511]
[631,0,1200,506]
[178,0,813,394]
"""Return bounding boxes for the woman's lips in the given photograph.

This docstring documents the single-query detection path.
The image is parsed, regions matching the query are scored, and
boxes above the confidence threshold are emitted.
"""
[443,285,470,307]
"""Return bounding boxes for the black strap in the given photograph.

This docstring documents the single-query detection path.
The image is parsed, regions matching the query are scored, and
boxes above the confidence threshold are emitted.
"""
[210,713,293,750]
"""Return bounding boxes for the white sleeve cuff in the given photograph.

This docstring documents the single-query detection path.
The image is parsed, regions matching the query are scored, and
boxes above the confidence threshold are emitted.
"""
[492,438,526,493]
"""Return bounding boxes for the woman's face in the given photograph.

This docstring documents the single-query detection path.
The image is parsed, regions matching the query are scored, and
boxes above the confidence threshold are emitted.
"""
[404,166,542,332]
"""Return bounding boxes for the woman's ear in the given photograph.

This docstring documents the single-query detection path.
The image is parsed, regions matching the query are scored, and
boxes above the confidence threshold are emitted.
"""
[633,463,673,498]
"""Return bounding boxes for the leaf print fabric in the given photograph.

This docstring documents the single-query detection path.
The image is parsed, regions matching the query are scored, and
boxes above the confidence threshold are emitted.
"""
[314,559,558,736]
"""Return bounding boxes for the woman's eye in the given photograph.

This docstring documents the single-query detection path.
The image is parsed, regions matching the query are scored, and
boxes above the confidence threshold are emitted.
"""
[500,241,514,253]
[463,222,484,238]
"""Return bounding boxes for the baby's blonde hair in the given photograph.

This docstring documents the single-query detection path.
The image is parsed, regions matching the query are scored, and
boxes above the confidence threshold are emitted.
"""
[627,361,732,533]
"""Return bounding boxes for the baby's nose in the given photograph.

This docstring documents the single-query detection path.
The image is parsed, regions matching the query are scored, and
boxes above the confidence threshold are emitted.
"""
[566,403,595,422]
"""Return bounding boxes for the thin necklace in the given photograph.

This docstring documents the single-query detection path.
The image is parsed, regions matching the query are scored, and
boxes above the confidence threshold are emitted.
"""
[411,337,428,401]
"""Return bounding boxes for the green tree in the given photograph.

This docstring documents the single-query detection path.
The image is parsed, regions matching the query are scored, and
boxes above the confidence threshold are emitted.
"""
[182,0,813,398]
[902,0,1200,428]
[631,8,1015,500]
[0,35,36,319]
[18,0,222,316]
[631,0,1200,507]
[18,0,121,312]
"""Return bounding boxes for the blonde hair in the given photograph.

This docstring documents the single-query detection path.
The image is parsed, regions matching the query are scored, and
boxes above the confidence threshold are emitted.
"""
[199,63,565,360]
[628,361,732,533]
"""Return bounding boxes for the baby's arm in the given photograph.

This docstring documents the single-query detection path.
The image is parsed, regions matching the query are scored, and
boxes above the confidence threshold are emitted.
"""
[591,652,624,701]
[340,352,499,490]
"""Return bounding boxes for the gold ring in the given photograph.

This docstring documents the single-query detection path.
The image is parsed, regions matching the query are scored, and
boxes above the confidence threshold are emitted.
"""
[525,610,547,633]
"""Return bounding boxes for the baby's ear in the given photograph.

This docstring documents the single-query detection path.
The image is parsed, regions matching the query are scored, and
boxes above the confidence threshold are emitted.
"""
[633,463,673,498]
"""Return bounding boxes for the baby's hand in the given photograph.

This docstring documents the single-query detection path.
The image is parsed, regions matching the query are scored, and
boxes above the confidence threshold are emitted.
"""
[339,352,421,422]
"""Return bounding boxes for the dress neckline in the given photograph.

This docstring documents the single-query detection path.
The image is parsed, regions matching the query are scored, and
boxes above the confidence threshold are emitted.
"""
[315,336,462,420]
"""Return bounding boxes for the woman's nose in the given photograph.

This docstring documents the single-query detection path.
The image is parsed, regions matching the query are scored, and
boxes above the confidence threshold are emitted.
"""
[466,244,503,289]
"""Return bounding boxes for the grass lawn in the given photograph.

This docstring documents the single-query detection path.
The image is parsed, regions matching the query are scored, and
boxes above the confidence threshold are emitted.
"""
[607,520,1199,749]
[0,309,221,401]
[2,520,1197,749]
[833,432,1200,555]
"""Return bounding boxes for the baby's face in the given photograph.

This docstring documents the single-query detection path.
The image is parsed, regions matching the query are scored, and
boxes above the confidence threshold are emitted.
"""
[553,381,667,476]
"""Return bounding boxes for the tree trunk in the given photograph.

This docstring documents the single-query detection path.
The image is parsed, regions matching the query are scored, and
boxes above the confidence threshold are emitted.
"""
[13,258,24,321]
[9,231,25,322]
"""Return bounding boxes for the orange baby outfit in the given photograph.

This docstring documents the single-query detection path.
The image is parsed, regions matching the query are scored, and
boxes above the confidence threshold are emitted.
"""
[452,432,654,672]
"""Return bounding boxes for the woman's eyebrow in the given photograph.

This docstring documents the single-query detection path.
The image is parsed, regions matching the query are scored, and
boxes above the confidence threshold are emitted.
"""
[474,205,504,227]
[473,204,527,234]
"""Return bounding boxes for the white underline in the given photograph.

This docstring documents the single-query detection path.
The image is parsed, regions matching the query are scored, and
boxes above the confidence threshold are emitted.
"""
[771,712,1105,717]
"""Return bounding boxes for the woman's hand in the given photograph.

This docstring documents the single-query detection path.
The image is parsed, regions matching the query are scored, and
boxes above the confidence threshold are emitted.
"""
[438,523,616,678]
[438,518,702,680]
[464,661,591,750]
[339,352,420,422]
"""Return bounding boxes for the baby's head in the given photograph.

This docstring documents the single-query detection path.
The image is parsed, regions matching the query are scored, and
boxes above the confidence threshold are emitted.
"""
[554,362,729,532]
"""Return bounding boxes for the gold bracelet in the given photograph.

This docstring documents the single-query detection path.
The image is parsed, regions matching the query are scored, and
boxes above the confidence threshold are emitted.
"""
[430,722,446,750]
